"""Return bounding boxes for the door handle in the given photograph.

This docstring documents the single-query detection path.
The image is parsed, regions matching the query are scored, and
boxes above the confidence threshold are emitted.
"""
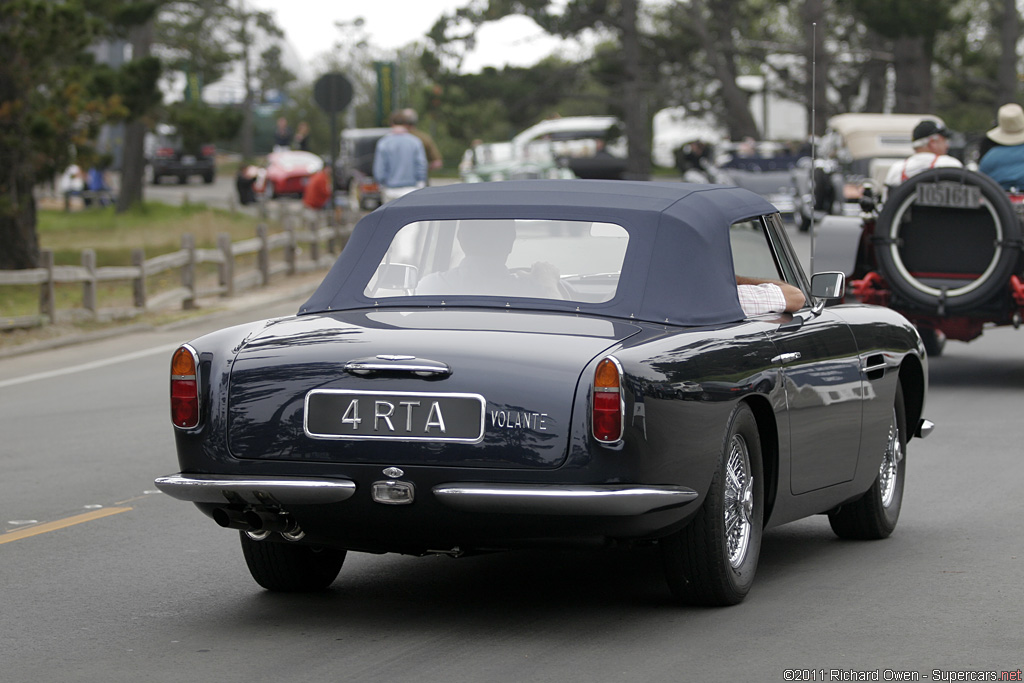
[771,352,802,365]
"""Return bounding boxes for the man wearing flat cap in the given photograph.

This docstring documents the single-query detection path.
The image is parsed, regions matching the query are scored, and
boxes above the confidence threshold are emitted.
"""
[978,103,1024,191]
[884,118,962,189]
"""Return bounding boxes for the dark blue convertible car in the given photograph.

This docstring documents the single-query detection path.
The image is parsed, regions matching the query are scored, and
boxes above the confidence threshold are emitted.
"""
[157,180,932,605]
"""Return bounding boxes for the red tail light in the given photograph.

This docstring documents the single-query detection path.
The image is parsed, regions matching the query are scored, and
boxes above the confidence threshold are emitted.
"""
[201,144,216,157]
[156,147,175,158]
[170,345,201,429]
[592,357,624,443]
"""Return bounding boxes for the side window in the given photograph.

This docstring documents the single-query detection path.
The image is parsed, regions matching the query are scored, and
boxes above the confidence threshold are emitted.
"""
[763,213,806,287]
[729,218,782,280]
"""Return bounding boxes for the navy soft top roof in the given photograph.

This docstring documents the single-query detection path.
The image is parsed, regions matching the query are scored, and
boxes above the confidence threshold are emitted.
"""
[300,179,778,326]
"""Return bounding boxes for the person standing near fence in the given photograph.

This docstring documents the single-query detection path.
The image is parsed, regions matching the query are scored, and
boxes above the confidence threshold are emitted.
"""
[273,117,292,154]
[302,162,332,222]
[402,108,443,176]
[60,164,85,210]
[293,121,310,151]
[84,165,113,207]
[372,110,427,203]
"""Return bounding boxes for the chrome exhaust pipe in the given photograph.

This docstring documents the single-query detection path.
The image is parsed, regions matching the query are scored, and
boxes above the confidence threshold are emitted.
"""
[243,510,299,535]
[212,508,253,530]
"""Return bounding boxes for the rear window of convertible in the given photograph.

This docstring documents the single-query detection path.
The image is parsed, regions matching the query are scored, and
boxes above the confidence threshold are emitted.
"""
[363,219,630,303]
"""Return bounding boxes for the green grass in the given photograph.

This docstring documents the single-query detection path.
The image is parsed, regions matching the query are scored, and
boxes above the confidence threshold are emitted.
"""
[1,201,270,323]
[37,201,263,266]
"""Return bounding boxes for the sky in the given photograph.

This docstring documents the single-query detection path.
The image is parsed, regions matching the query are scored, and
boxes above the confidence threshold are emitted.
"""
[247,1,581,76]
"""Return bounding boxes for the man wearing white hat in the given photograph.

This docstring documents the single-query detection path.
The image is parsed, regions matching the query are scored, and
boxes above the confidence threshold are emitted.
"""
[978,103,1024,191]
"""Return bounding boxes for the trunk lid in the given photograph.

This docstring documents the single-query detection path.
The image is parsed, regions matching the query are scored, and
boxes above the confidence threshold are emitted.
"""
[225,309,641,469]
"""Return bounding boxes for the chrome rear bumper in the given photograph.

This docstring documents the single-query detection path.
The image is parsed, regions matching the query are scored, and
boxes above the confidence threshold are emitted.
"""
[155,474,697,516]
[433,483,698,516]
[154,474,356,505]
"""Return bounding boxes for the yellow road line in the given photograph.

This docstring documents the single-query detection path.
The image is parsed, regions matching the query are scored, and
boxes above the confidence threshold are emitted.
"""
[0,507,132,545]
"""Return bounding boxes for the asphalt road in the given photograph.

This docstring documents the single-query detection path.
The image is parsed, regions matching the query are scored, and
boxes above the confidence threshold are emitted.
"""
[1,226,1022,682]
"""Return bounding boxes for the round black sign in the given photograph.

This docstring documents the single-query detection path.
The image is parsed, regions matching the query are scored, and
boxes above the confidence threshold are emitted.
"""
[313,73,354,113]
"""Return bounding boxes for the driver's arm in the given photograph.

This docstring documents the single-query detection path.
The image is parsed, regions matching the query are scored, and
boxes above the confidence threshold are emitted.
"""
[736,276,806,313]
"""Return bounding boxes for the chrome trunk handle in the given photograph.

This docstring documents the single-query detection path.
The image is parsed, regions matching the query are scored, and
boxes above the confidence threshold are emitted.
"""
[344,356,452,377]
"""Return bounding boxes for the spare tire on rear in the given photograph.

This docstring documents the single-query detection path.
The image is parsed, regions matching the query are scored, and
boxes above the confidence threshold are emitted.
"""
[874,168,1021,313]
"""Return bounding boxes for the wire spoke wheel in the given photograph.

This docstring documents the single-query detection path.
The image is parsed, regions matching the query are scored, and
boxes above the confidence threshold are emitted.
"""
[723,434,753,568]
[661,404,763,605]
[829,381,907,540]
[879,410,901,508]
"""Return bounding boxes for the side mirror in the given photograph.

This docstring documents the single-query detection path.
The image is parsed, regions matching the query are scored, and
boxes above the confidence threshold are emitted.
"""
[811,271,845,300]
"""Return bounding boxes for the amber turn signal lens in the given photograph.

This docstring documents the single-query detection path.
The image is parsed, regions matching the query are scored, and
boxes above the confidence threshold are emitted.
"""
[594,358,620,389]
[171,346,196,377]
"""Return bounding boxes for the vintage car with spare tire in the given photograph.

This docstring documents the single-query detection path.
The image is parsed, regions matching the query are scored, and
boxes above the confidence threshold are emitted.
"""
[814,167,1024,355]
[156,180,933,606]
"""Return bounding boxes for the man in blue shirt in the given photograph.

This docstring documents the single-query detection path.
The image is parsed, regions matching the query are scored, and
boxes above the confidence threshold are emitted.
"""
[85,166,112,207]
[373,110,428,203]
[979,103,1024,191]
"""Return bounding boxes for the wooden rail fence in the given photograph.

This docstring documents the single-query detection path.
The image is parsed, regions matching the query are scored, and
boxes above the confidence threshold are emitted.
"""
[0,209,353,331]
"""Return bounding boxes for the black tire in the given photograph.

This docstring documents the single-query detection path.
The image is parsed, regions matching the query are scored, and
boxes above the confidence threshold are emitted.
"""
[239,532,346,592]
[203,172,214,184]
[918,327,946,357]
[874,168,1020,312]
[178,174,188,185]
[829,382,907,539]
[660,403,764,606]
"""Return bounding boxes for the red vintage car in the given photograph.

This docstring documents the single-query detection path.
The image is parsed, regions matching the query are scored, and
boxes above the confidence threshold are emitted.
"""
[255,150,324,199]
[814,167,1024,355]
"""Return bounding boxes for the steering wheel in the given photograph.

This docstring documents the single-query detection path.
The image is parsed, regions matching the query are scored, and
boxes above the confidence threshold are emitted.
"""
[508,266,572,300]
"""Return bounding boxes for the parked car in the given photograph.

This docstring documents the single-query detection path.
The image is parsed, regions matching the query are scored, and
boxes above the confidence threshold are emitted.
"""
[714,140,808,222]
[815,166,1024,355]
[792,113,951,231]
[335,127,390,211]
[156,180,932,605]
[459,140,576,183]
[513,116,628,180]
[145,124,216,185]
[255,150,323,199]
